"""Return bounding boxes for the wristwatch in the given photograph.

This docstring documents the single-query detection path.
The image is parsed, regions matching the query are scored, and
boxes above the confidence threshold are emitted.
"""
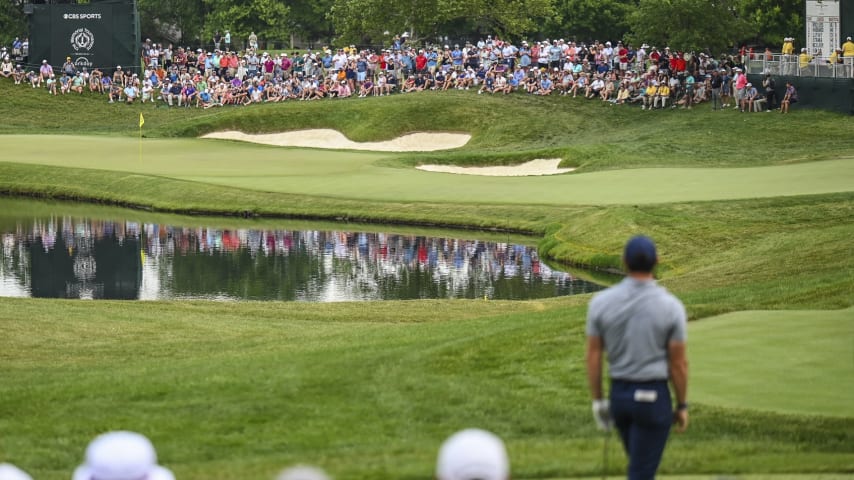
[676,402,689,411]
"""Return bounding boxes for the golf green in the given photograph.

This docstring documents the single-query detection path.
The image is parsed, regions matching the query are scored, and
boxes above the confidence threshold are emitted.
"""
[689,308,854,417]
[3,135,853,205]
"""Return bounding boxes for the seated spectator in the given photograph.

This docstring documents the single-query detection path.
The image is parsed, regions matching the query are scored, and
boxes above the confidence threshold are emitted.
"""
[59,73,71,95]
[569,72,585,97]
[124,83,138,103]
[0,463,32,480]
[642,81,657,110]
[436,429,509,480]
[478,72,495,94]
[0,56,12,78]
[72,431,175,480]
[13,64,25,85]
[359,79,373,97]
[70,72,85,95]
[654,81,671,108]
[536,74,553,95]
[586,75,604,98]
[780,81,798,114]
[89,68,103,93]
[337,80,352,98]
[741,82,759,112]
[108,80,122,103]
[46,74,58,96]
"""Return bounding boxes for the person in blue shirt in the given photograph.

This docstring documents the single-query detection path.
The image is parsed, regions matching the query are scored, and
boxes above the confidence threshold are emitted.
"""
[537,75,553,95]
[427,49,438,74]
[451,45,464,72]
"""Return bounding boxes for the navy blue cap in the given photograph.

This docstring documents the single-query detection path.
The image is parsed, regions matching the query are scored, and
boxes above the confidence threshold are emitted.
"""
[624,235,657,272]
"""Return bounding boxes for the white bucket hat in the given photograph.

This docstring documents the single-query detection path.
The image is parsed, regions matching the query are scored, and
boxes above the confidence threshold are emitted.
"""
[276,465,331,480]
[72,431,175,480]
[0,463,33,480]
[436,429,509,480]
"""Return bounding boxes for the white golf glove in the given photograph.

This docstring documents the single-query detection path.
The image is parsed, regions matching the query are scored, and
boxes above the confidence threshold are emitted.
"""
[592,399,613,431]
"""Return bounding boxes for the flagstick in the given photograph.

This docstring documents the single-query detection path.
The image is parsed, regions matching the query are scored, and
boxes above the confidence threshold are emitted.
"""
[138,113,143,164]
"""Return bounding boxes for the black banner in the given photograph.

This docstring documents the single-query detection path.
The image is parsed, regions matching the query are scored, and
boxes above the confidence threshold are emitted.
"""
[50,5,114,71]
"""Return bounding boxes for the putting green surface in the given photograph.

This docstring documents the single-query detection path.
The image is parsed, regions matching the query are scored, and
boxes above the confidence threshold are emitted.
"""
[689,308,854,417]
[3,135,853,205]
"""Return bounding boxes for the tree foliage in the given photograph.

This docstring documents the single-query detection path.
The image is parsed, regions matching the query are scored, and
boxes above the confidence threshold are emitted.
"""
[330,0,555,45]
[138,0,205,45]
[201,0,290,47]
[545,0,635,44]
[0,1,26,46]
[626,0,750,53]
[738,0,804,47]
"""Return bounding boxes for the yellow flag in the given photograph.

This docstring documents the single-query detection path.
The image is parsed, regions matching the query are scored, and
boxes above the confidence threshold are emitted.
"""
[139,112,145,128]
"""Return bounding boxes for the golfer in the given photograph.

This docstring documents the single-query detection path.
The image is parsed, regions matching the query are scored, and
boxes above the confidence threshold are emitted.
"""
[585,235,689,480]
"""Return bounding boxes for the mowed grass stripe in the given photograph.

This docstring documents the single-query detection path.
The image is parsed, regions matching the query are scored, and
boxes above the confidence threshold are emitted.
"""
[2,135,853,205]
[689,308,854,417]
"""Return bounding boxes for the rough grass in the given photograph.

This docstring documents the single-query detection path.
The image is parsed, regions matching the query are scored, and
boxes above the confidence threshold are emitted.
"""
[1,298,852,480]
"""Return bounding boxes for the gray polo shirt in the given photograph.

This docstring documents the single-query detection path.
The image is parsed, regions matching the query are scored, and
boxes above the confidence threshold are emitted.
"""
[586,277,687,381]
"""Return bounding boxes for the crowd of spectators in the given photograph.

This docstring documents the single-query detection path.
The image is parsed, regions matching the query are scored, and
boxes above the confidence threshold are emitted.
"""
[0,428,511,480]
[5,33,853,112]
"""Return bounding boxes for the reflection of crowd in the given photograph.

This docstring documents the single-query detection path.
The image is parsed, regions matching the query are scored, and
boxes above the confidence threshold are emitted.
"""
[1,217,599,300]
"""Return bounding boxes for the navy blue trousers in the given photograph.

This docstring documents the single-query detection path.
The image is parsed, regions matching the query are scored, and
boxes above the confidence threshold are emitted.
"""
[610,379,672,480]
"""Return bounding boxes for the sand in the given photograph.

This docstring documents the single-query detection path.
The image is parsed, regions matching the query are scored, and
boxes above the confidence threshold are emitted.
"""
[201,129,471,152]
[416,159,574,177]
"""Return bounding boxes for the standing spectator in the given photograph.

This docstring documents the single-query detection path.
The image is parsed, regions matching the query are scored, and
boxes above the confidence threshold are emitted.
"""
[61,56,76,77]
[249,31,258,50]
[780,81,798,114]
[213,30,222,51]
[842,36,854,77]
[781,36,795,75]
[586,235,689,480]
[225,30,232,51]
[762,73,777,110]
[11,37,22,58]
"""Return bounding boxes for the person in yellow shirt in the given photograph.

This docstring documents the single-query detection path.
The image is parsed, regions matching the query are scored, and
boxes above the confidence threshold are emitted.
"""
[655,83,671,108]
[642,82,657,110]
[829,48,840,65]
[842,37,854,77]
[782,37,795,75]
[798,48,813,70]
[781,37,794,55]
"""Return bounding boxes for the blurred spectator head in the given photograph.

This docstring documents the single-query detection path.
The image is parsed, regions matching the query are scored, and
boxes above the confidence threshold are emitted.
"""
[436,429,509,480]
[72,431,175,480]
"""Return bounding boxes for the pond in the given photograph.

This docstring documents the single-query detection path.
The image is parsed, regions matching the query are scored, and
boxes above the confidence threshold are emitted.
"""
[0,200,616,301]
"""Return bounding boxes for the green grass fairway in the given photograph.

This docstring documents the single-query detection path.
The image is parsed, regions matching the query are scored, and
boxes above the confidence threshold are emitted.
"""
[3,135,854,205]
[1,298,852,480]
[690,308,854,417]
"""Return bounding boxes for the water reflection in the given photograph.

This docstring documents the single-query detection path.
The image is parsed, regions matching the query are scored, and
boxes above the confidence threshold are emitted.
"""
[0,216,607,301]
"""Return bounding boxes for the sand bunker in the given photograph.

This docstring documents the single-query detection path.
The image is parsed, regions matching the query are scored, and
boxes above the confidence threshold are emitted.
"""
[202,129,471,152]
[417,159,574,177]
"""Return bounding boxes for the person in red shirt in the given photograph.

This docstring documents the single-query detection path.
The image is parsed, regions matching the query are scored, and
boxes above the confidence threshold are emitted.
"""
[618,44,629,72]
[227,53,239,78]
[415,50,428,74]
